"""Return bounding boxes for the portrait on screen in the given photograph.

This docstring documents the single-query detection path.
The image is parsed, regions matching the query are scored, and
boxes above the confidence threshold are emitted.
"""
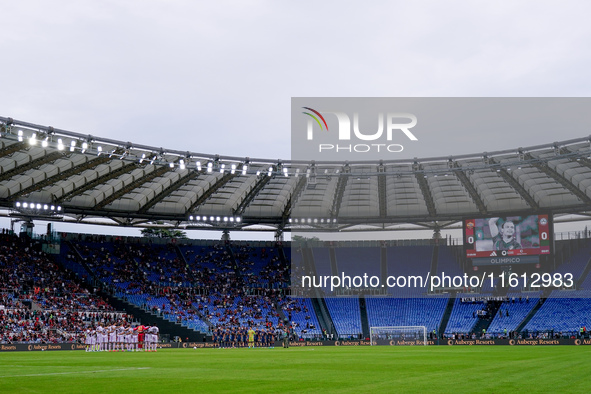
[473,215,540,252]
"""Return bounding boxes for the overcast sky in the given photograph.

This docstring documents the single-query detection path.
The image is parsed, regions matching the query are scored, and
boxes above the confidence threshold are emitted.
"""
[1,1,591,239]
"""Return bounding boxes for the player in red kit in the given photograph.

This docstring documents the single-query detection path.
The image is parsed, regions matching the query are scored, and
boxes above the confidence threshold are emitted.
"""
[135,324,147,350]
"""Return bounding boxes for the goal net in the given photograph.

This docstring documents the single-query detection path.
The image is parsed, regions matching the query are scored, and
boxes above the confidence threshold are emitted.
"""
[370,326,427,346]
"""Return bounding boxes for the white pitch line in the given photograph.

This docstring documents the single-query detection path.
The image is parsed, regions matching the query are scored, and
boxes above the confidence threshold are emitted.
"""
[0,367,151,378]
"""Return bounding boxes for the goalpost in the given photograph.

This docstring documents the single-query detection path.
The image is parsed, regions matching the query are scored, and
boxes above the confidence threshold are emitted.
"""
[370,326,428,346]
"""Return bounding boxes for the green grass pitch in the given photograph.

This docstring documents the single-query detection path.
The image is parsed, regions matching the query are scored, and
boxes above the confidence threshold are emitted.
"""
[1,346,590,393]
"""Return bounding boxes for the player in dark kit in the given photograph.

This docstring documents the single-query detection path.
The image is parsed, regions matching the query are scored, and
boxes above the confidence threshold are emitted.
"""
[240,327,246,348]
[222,329,228,348]
[212,329,218,348]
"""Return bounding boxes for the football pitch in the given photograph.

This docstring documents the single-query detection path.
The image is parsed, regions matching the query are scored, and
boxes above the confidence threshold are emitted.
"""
[1,346,590,393]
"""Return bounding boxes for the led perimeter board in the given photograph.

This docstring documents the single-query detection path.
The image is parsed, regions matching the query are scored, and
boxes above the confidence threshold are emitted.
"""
[464,214,553,265]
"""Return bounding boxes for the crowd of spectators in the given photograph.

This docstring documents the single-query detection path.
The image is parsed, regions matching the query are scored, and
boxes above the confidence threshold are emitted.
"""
[0,232,127,344]
[69,239,315,337]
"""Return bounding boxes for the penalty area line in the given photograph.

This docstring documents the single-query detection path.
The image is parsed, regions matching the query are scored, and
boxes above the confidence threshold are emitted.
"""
[0,367,151,378]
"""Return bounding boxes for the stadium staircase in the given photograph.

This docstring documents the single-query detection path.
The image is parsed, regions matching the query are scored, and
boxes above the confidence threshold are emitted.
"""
[438,295,456,336]
[303,246,319,277]
[187,303,214,332]
[380,247,387,285]
[297,246,335,337]
[310,298,337,335]
[359,296,370,339]
[515,292,550,333]
[173,245,215,330]
[329,247,338,275]
[576,255,591,288]
[174,244,199,284]
[471,300,502,335]
[430,245,439,276]
[275,304,288,323]
[225,243,242,279]
[278,245,291,282]
[64,240,102,285]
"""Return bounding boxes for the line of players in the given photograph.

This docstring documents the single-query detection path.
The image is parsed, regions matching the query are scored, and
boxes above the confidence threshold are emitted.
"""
[212,326,276,348]
[84,322,159,352]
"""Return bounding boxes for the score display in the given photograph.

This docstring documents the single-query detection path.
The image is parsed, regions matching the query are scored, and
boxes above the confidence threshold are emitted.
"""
[464,214,552,261]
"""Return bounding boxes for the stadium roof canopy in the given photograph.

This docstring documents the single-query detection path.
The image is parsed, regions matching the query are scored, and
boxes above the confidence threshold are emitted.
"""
[1,116,591,233]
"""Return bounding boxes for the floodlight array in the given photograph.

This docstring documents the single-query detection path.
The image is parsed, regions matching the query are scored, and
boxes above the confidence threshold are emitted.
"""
[3,117,591,180]
[187,215,242,226]
[14,201,63,216]
[288,218,337,224]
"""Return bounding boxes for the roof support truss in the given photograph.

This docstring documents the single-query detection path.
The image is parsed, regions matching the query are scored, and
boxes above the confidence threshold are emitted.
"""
[282,175,307,222]
[187,173,237,213]
[138,171,200,214]
[95,165,171,209]
[525,153,591,205]
[10,153,119,200]
[0,151,64,183]
[453,163,487,215]
[414,167,437,217]
[0,142,27,159]
[234,175,271,215]
[57,162,138,203]
[331,172,349,219]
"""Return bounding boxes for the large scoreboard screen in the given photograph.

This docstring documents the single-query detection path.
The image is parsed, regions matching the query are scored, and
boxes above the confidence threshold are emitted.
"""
[464,214,552,263]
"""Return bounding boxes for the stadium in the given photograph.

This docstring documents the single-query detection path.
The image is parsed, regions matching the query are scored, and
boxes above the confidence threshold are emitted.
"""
[1,111,591,392]
[4,2,591,392]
